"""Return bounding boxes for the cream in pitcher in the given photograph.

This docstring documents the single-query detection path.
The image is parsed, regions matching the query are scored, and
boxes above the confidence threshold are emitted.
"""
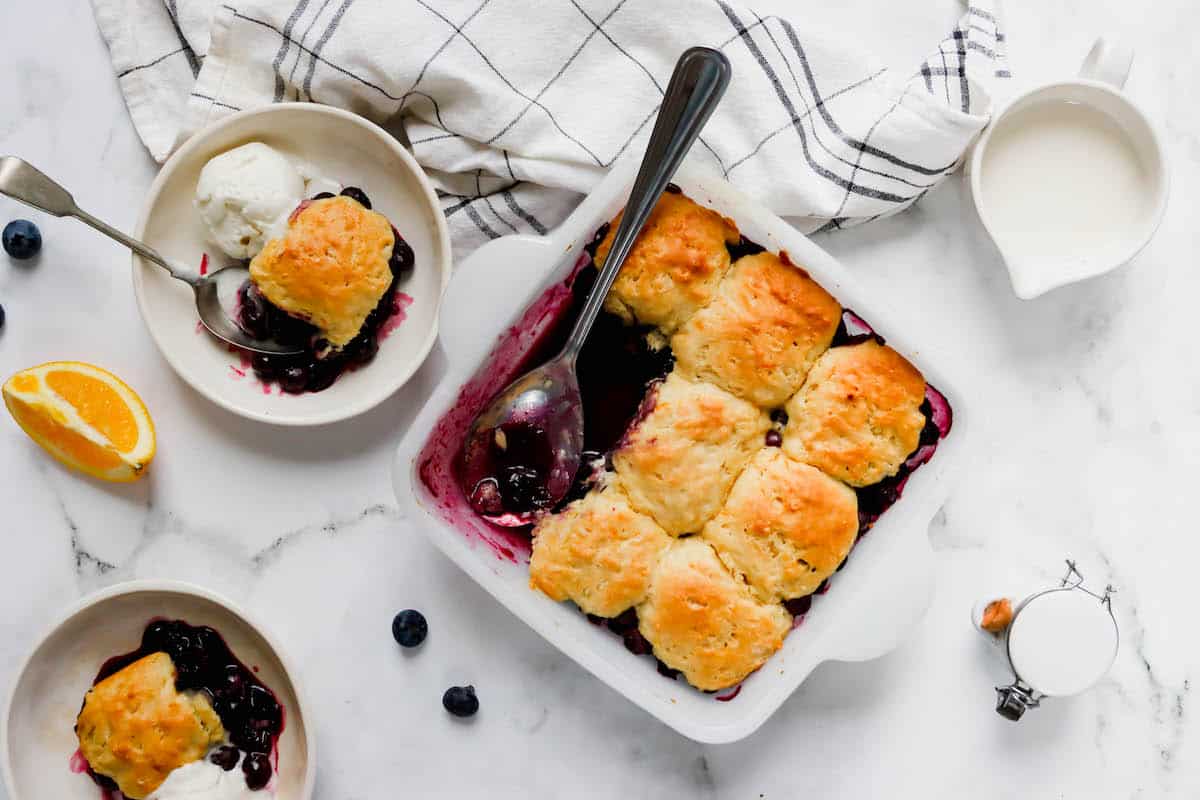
[969,38,1167,299]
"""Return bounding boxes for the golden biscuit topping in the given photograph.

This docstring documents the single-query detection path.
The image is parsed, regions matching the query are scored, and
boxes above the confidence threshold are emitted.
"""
[250,195,394,347]
[75,653,224,799]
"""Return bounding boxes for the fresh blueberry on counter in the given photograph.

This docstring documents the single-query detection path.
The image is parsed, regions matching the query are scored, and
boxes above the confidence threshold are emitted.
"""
[3,220,41,260]
[392,609,428,648]
[339,186,371,209]
[442,685,479,717]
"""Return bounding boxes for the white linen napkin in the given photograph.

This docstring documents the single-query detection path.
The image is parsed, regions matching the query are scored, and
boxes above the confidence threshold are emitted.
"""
[91,0,1007,255]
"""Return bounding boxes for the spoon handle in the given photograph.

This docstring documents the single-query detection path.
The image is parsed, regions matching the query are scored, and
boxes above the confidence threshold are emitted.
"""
[560,46,731,361]
[0,156,197,285]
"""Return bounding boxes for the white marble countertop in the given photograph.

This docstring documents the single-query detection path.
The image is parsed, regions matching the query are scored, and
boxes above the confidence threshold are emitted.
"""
[2,1,1198,796]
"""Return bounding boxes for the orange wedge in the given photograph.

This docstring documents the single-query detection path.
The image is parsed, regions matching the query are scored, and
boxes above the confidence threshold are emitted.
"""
[3,361,156,482]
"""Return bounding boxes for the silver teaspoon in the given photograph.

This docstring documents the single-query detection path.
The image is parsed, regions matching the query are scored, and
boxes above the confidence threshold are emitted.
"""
[461,46,732,520]
[0,156,304,355]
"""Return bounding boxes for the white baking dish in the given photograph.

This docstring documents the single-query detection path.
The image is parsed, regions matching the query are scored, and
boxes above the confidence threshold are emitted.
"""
[391,160,969,743]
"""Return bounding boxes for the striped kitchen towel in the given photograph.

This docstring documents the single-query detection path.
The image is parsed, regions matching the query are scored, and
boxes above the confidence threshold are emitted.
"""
[91,0,1008,255]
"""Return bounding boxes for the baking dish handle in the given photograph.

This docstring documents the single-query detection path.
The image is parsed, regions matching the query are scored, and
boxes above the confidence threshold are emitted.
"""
[438,233,559,364]
[822,522,937,662]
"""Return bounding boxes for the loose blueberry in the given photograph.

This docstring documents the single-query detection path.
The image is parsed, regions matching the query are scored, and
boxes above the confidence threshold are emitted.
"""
[339,186,371,209]
[391,609,428,648]
[210,745,240,771]
[241,752,272,790]
[442,685,479,717]
[311,191,335,200]
[765,430,783,447]
[2,220,41,259]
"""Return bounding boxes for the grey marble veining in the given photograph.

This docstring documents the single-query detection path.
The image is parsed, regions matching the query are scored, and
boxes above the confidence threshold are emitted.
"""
[2,0,1200,797]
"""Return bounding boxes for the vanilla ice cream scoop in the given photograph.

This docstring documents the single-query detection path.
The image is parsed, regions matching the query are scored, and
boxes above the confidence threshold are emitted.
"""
[196,142,305,260]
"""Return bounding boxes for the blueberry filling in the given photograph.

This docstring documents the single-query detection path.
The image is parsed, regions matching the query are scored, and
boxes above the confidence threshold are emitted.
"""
[233,189,415,394]
[83,619,284,793]
[727,235,766,262]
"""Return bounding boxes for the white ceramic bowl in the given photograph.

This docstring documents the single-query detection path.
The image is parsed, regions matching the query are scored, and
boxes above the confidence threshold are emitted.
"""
[1,581,316,799]
[133,103,452,426]
[393,160,971,743]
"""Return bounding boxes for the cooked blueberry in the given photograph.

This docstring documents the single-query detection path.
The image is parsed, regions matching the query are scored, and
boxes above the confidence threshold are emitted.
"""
[442,685,479,717]
[210,745,240,771]
[389,235,415,276]
[499,464,551,511]
[311,191,335,200]
[237,282,271,339]
[3,219,41,259]
[606,608,639,635]
[241,752,272,790]
[391,609,428,648]
[765,430,783,447]
[783,596,812,617]
[339,186,371,208]
[345,334,379,366]
[622,629,651,656]
[251,353,281,380]
[769,408,788,425]
[305,359,340,392]
[279,365,309,393]
[232,725,271,753]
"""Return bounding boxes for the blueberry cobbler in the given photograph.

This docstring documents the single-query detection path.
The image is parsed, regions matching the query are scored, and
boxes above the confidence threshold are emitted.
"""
[72,620,284,799]
[423,187,952,692]
[195,142,415,394]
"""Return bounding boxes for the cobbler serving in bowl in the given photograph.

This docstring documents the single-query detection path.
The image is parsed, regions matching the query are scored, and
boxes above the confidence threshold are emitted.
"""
[73,619,285,799]
[427,187,952,693]
[195,142,416,394]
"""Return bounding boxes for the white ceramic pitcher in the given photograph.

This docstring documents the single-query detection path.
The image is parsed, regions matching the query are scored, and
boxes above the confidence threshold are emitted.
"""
[968,38,1168,299]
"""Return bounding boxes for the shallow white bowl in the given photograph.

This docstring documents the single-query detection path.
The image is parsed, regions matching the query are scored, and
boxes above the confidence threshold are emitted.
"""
[393,160,972,743]
[133,103,452,426]
[1,581,316,799]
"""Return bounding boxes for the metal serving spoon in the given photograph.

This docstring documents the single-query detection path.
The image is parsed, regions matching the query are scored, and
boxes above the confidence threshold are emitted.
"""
[461,46,731,519]
[0,156,304,355]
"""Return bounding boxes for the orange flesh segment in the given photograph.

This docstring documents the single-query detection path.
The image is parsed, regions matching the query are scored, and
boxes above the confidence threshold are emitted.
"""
[44,370,139,452]
[9,374,37,392]
[8,398,125,471]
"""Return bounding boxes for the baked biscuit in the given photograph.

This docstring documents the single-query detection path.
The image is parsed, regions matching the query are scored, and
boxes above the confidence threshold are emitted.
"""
[637,538,791,691]
[250,195,395,347]
[703,449,859,603]
[595,191,739,332]
[783,339,926,486]
[671,251,842,407]
[75,652,225,799]
[612,373,768,535]
[530,483,672,618]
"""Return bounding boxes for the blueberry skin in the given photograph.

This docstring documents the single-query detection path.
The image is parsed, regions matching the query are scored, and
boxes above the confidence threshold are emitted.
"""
[392,609,428,648]
[3,220,41,259]
[241,752,272,790]
[310,191,336,200]
[339,186,371,209]
[442,685,479,717]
